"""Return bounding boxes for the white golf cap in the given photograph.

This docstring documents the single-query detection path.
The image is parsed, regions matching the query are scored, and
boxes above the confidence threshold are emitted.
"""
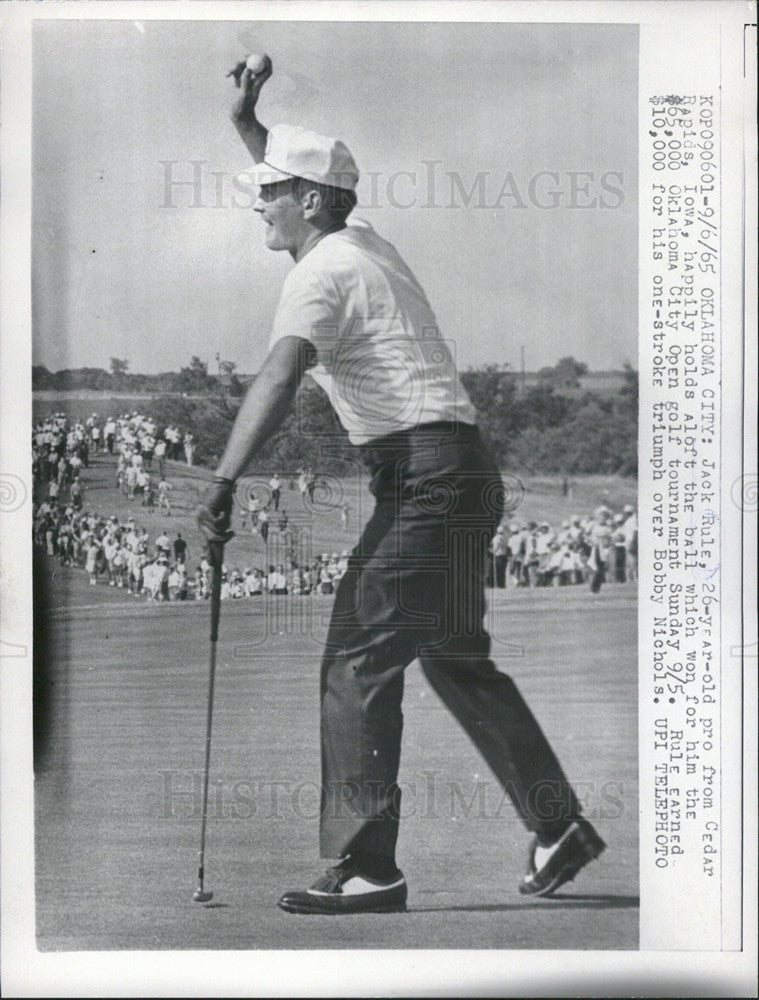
[248,124,359,190]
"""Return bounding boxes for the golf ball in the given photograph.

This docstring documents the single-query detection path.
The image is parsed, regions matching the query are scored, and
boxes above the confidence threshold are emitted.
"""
[246,53,269,75]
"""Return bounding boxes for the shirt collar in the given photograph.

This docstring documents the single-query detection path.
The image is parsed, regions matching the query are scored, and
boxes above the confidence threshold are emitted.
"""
[295,222,347,263]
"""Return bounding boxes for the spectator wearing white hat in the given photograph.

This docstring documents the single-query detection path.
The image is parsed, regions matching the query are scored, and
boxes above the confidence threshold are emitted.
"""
[268,473,282,510]
[70,475,84,512]
[125,464,137,501]
[587,516,612,594]
[127,546,143,595]
[143,559,159,601]
[507,523,525,587]
[154,437,167,479]
[156,555,170,601]
[268,563,288,595]
[135,467,150,506]
[490,525,509,588]
[155,530,171,556]
[230,570,246,599]
[258,507,269,543]
[102,531,120,586]
[244,567,263,596]
[157,477,172,515]
[112,542,128,588]
[524,522,541,588]
[621,505,638,582]
[104,418,116,454]
[84,536,101,586]
[547,542,565,586]
[534,523,556,587]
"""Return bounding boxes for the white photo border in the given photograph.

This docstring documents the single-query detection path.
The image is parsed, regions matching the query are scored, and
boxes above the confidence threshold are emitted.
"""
[1,1,756,996]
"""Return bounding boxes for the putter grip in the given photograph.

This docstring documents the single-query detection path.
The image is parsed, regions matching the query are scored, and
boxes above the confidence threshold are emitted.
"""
[208,540,225,642]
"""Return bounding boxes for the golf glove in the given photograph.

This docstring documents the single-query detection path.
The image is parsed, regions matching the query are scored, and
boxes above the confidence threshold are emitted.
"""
[198,476,234,538]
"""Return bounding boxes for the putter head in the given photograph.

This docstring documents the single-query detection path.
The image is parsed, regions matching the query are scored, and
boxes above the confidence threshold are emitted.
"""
[193,888,213,903]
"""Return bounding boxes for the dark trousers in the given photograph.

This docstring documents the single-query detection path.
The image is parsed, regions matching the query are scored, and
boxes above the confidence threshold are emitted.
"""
[494,553,508,588]
[614,546,626,583]
[319,422,580,860]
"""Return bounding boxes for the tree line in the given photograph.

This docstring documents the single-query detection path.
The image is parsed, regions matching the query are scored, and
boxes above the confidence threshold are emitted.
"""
[32,356,637,477]
[32,356,245,397]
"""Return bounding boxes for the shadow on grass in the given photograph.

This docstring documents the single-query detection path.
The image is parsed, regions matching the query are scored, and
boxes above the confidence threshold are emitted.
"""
[411,893,639,913]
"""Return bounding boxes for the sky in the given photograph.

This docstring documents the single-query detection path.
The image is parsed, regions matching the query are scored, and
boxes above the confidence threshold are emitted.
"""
[32,19,638,375]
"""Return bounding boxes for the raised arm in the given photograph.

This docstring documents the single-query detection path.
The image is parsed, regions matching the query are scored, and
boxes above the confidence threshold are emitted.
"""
[226,55,273,162]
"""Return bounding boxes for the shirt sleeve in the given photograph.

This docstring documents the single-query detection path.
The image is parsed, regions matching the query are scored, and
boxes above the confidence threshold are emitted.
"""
[268,262,340,362]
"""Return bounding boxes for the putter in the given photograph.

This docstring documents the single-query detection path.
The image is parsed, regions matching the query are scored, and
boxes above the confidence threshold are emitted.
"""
[193,533,231,903]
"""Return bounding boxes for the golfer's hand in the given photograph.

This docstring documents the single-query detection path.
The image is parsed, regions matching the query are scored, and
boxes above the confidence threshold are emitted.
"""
[226,55,272,120]
[197,477,235,541]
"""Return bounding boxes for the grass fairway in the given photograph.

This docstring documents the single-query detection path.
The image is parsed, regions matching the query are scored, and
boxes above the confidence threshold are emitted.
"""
[34,450,638,951]
[33,392,175,423]
[35,583,637,951]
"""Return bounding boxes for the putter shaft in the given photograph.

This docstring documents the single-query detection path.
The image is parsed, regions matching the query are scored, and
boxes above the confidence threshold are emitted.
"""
[194,539,225,902]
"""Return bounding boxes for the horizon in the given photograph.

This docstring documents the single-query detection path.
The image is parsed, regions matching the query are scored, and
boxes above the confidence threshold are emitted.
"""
[32,360,637,379]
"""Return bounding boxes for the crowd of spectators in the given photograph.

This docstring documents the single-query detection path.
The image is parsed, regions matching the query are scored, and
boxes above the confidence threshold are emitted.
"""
[488,506,638,592]
[33,496,635,602]
[33,411,636,602]
[32,498,350,602]
[33,411,195,484]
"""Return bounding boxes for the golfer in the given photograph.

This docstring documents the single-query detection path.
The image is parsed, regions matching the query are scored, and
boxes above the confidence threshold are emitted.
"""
[199,58,605,914]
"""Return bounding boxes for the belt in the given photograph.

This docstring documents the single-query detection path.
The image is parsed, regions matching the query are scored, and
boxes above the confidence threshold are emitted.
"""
[358,421,481,466]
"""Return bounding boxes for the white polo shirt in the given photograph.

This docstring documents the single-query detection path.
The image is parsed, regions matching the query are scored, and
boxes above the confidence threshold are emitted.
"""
[268,220,476,445]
